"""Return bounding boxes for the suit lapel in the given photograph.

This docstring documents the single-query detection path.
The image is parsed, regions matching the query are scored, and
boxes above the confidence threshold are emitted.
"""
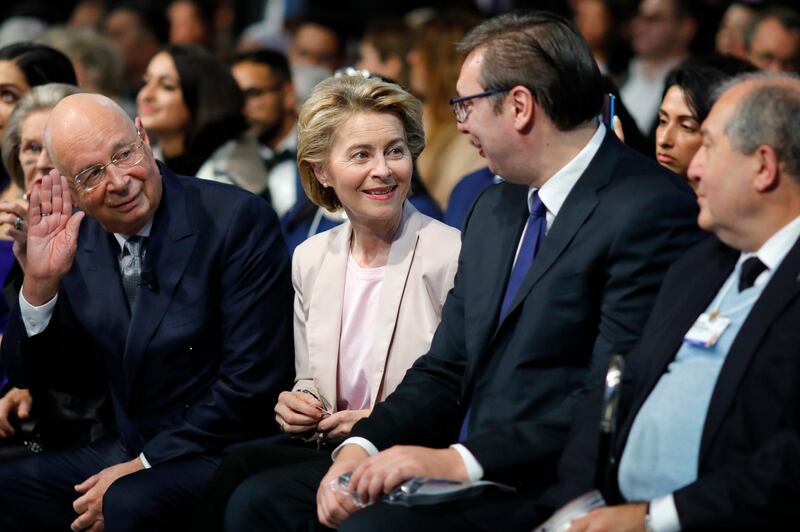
[495,134,625,328]
[699,236,800,464]
[367,203,421,405]
[123,166,197,404]
[70,219,133,400]
[307,224,349,409]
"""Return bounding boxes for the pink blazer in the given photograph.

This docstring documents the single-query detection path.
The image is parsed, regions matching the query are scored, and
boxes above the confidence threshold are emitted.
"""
[290,203,460,411]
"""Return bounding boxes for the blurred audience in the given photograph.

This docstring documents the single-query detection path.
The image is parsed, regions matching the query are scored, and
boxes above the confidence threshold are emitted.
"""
[746,5,800,73]
[39,26,128,112]
[356,19,411,88]
[715,1,759,60]
[572,0,616,75]
[408,11,485,210]
[287,14,347,73]
[103,1,168,101]
[621,0,698,137]
[231,49,299,214]
[167,0,213,48]
[137,44,268,192]
[68,0,106,30]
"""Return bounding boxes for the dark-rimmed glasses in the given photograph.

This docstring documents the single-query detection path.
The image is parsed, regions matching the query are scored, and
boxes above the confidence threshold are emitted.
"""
[74,129,146,191]
[241,84,284,99]
[449,88,510,123]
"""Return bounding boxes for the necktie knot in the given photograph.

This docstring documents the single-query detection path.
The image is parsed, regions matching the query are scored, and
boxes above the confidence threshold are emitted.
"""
[738,256,767,292]
[530,192,547,219]
[124,236,142,257]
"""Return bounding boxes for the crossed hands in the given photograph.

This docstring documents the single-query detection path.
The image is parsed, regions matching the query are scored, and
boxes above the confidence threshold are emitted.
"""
[316,444,468,528]
[70,457,145,532]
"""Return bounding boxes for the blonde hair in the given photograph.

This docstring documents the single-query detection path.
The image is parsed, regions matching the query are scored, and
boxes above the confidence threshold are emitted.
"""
[297,75,425,211]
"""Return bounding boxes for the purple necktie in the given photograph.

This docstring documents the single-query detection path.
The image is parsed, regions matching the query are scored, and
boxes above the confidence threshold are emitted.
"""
[459,192,547,441]
[498,192,548,319]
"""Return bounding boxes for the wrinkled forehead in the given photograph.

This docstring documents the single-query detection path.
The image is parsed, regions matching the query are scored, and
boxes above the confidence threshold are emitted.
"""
[47,101,136,173]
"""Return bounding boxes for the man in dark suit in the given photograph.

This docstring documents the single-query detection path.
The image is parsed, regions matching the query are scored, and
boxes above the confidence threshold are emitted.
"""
[0,93,294,531]
[549,74,800,531]
[222,11,700,531]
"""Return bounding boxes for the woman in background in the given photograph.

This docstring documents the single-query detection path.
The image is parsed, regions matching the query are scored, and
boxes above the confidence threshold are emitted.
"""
[136,44,269,194]
[407,11,485,210]
[0,83,111,459]
[0,43,76,202]
[0,43,76,339]
[655,57,754,187]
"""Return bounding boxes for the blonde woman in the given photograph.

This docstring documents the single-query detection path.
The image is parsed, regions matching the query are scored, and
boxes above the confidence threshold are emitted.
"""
[200,74,461,531]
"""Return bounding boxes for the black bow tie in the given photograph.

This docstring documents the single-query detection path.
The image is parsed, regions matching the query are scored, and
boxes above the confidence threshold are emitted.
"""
[262,149,296,171]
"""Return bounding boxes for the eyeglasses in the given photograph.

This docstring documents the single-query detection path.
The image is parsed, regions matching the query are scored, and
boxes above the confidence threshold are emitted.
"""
[74,129,146,191]
[241,84,283,99]
[449,88,510,123]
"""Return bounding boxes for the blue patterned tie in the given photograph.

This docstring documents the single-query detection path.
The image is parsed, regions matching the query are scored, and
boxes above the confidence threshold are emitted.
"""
[459,192,548,441]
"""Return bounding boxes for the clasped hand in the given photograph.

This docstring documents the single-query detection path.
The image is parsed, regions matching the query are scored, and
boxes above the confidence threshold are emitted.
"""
[316,444,468,528]
[274,391,369,440]
[70,457,144,531]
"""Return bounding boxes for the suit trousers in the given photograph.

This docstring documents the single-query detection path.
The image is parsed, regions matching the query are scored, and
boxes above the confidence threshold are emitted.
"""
[220,447,542,532]
[196,439,324,532]
[0,437,219,532]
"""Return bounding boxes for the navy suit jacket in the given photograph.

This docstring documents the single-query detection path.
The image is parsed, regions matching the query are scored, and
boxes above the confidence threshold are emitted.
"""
[1,164,295,465]
[349,131,702,494]
[545,234,800,529]
[444,166,497,229]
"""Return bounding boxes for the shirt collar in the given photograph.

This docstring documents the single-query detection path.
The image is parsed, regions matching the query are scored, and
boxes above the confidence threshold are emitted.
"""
[527,122,606,215]
[113,218,153,252]
[738,215,800,273]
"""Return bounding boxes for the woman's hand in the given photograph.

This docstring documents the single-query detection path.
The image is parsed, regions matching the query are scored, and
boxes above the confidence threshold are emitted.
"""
[0,199,29,268]
[274,391,323,434]
[317,409,370,440]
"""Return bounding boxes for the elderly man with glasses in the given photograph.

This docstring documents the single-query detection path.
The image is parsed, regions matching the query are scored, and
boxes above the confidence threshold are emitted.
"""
[0,93,295,532]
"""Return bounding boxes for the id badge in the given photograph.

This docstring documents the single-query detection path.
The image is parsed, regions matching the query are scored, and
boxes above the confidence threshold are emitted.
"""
[683,312,730,348]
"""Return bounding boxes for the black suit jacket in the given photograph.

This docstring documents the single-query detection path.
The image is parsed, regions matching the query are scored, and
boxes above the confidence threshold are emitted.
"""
[546,234,800,529]
[349,131,702,493]
[1,164,295,465]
